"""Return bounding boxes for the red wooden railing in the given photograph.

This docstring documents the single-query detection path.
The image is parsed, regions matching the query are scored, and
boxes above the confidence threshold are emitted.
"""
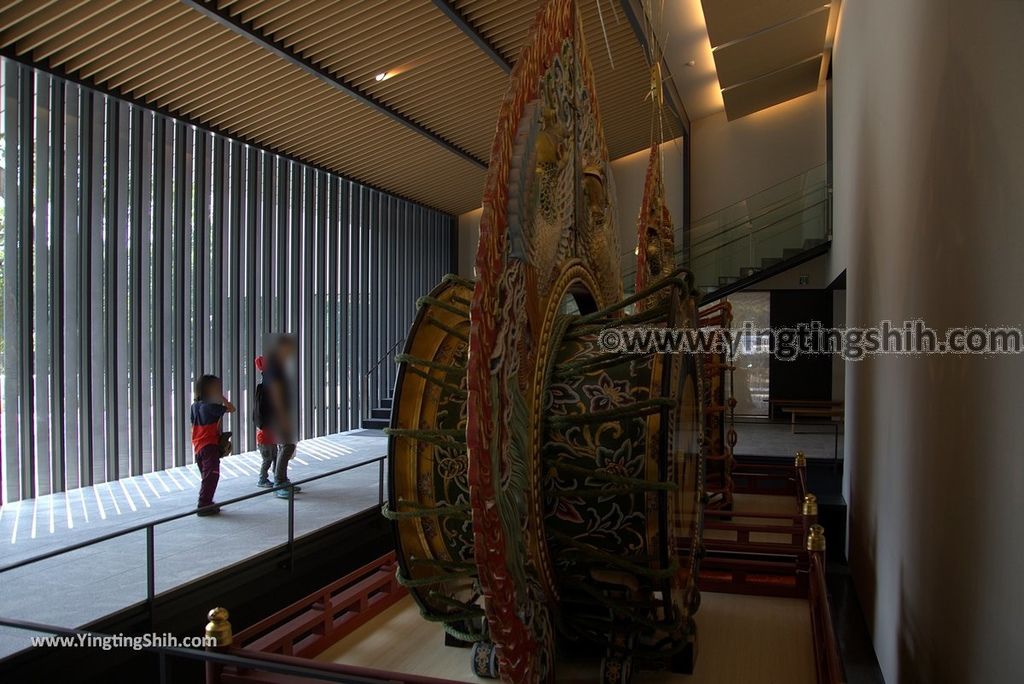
[699,505,808,598]
[807,543,845,683]
[232,552,406,659]
[204,551,453,684]
[698,454,845,682]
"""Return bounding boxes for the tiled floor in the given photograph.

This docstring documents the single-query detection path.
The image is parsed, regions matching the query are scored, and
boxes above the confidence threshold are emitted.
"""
[0,429,388,659]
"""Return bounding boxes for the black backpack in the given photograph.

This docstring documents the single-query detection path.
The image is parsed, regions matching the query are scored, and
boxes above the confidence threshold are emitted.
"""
[254,381,274,428]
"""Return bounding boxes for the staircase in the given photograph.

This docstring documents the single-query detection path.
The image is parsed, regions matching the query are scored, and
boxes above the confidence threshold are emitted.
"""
[361,396,392,431]
[623,164,831,302]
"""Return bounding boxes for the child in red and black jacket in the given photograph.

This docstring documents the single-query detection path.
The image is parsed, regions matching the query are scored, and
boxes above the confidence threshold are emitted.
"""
[191,375,236,516]
[254,355,278,487]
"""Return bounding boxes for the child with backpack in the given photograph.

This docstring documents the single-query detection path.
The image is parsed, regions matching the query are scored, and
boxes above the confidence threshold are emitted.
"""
[191,374,236,516]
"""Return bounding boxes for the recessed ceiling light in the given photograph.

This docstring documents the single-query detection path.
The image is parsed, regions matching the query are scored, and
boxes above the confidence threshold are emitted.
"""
[375,72,388,81]
[686,60,696,67]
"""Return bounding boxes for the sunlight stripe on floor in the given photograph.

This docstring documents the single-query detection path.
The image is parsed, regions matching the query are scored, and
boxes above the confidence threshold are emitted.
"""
[65,492,74,530]
[163,469,186,491]
[30,498,39,539]
[93,486,108,520]
[78,487,89,524]
[118,480,138,512]
[153,471,172,493]
[11,501,22,544]
[130,478,150,508]
[142,473,163,499]
[103,483,123,516]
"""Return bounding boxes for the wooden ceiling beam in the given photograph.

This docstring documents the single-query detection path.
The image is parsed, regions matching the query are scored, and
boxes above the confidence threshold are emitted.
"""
[617,0,690,136]
[177,0,487,169]
[429,0,511,73]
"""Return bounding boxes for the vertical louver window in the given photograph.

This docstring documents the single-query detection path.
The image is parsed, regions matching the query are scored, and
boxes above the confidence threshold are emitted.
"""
[0,59,455,503]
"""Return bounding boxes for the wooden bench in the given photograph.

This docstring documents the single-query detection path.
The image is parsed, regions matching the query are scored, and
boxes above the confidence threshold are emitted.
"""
[781,407,844,432]
[769,398,843,418]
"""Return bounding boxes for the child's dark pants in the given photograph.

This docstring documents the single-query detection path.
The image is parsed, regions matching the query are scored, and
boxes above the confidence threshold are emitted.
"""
[258,444,276,481]
[196,445,222,507]
[276,443,296,484]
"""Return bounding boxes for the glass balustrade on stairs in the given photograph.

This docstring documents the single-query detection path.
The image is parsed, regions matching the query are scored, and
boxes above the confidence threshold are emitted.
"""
[622,164,832,299]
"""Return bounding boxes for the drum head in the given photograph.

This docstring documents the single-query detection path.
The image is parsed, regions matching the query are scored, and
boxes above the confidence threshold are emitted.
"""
[388,277,477,629]
[670,356,703,621]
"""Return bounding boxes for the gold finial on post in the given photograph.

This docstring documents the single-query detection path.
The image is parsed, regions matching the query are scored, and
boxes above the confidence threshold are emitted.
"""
[794,451,806,468]
[806,524,826,552]
[205,607,233,647]
[802,493,818,516]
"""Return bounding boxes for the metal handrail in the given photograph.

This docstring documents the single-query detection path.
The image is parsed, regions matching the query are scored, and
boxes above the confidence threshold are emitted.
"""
[691,163,828,229]
[0,455,387,576]
[620,197,830,285]
[0,617,458,684]
[365,337,405,379]
[689,187,829,251]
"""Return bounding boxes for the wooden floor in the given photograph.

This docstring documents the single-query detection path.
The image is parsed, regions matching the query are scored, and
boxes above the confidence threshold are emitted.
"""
[318,590,816,683]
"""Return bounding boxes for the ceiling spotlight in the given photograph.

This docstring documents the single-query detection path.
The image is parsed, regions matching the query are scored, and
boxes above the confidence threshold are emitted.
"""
[375,72,388,81]
[686,60,696,67]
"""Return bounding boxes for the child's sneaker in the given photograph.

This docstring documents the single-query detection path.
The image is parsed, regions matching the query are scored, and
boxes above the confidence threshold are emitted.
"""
[256,478,273,488]
[197,503,222,516]
[277,480,301,493]
[274,488,293,499]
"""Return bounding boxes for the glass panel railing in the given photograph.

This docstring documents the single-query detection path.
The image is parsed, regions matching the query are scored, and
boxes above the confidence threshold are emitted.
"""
[691,164,827,248]
[621,164,831,298]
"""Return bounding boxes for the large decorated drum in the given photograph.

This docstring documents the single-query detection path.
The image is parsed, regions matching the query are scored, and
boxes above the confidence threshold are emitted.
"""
[387,1,706,682]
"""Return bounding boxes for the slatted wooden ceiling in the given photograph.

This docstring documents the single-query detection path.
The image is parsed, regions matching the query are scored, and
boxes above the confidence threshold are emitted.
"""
[0,0,680,214]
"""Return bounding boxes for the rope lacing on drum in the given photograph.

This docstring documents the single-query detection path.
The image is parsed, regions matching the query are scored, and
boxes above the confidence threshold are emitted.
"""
[549,530,680,580]
[545,398,676,427]
[384,428,466,451]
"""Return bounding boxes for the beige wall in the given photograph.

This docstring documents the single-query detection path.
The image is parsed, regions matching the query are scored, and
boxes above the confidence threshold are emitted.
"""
[833,1,1024,682]
[692,88,827,221]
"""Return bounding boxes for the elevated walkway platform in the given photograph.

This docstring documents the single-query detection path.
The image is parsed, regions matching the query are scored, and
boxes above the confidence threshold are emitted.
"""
[0,429,388,659]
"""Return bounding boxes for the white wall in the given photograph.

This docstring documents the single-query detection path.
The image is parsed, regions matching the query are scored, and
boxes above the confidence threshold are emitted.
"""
[833,1,1024,681]
[691,88,827,221]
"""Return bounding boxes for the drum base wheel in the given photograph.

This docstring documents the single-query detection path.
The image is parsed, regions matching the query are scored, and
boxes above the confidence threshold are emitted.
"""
[444,620,476,648]
[601,619,636,684]
[669,633,698,674]
[445,631,472,648]
[600,655,633,684]
[471,640,500,679]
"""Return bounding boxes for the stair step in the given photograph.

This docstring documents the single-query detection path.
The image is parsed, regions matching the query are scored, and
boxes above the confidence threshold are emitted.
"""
[781,247,803,260]
[379,397,393,409]
[761,257,782,268]
[361,417,390,431]
[717,275,739,286]
[371,407,391,420]
[802,238,826,249]
[738,267,760,278]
